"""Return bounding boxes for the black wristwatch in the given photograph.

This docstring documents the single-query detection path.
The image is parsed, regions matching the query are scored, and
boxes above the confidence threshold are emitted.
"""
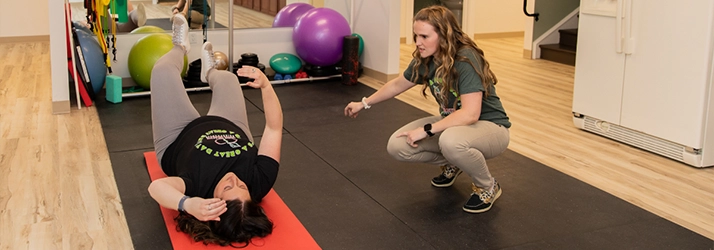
[424,123,435,137]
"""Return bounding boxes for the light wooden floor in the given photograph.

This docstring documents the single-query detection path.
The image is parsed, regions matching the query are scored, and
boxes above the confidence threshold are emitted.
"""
[2,25,713,250]
[0,42,133,249]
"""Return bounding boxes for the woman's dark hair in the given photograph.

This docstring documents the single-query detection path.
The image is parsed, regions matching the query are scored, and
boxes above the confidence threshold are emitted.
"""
[175,199,273,248]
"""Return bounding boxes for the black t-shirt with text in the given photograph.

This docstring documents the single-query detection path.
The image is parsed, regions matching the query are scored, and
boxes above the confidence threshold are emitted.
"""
[161,116,278,202]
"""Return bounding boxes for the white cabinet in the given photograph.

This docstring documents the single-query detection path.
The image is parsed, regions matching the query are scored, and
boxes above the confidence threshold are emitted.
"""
[572,13,625,124]
[572,0,714,168]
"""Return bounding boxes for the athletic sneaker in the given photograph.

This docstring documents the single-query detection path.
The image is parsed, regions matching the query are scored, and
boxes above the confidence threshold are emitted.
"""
[431,165,462,187]
[172,14,190,53]
[201,42,216,83]
[463,181,501,213]
[136,3,147,27]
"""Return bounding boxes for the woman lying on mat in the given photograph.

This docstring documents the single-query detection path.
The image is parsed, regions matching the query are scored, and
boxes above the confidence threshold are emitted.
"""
[344,5,511,214]
[147,14,282,247]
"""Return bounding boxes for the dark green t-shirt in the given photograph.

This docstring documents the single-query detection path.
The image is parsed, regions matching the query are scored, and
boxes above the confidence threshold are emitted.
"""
[190,0,211,16]
[403,48,511,128]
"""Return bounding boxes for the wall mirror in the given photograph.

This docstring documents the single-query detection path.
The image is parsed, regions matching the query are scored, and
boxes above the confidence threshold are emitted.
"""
[69,0,286,34]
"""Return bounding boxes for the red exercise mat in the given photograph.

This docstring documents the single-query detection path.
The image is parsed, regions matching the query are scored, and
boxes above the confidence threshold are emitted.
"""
[143,151,321,250]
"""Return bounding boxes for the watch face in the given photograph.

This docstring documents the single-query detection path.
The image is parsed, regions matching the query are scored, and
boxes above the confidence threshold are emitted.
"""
[424,123,434,136]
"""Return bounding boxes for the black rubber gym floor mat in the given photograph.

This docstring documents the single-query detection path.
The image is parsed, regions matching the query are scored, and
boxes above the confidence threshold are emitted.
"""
[96,80,712,249]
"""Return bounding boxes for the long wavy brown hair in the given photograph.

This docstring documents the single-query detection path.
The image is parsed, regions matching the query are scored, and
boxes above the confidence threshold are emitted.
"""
[175,199,273,248]
[409,5,497,107]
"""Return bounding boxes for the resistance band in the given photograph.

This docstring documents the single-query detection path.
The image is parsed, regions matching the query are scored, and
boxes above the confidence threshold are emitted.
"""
[84,0,115,73]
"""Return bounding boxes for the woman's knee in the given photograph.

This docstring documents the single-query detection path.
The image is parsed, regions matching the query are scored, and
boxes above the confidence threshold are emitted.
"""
[438,129,467,153]
[151,61,175,79]
[152,60,170,73]
[439,126,509,159]
[386,136,411,161]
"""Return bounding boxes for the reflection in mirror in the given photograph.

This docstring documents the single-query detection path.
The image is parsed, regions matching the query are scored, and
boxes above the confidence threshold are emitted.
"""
[69,0,277,34]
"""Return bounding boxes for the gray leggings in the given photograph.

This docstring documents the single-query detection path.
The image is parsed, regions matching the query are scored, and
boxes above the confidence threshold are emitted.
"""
[150,47,252,163]
[386,116,509,189]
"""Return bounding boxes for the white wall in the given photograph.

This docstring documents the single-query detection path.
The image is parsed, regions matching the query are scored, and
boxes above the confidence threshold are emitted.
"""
[465,0,525,36]
[0,0,50,37]
[49,0,70,113]
[399,0,526,41]
[400,0,413,44]
[523,0,535,54]
[326,0,402,76]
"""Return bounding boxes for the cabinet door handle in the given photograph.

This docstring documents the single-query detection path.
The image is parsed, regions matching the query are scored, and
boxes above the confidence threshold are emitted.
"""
[616,0,624,53]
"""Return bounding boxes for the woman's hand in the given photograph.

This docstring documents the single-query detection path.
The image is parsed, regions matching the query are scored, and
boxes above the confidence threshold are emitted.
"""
[237,66,270,89]
[185,197,227,221]
[344,101,365,118]
[396,128,428,148]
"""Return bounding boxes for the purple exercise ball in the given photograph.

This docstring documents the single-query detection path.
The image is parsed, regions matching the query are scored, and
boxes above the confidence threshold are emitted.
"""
[293,8,351,66]
[272,3,314,27]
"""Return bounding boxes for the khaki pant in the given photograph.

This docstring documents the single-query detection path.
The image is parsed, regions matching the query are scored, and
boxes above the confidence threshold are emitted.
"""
[386,116,509,189]
[187,10,206,29]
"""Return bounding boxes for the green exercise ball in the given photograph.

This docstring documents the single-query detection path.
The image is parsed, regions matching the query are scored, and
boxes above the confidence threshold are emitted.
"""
[127,33,187,90]
[269,53,302,74]
[130,25,166,34]
[352,33,364,56]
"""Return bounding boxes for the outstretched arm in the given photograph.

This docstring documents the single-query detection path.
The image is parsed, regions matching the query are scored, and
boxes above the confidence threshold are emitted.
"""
[256,82,282,162]
[344,74,416,118]
[237,66,283,162]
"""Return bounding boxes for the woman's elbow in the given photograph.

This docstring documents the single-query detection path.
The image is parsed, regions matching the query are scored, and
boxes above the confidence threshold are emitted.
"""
[460,109,481,124]
[147,181,158,198]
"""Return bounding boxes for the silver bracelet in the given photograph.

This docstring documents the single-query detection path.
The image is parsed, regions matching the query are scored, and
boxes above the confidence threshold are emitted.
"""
[361,97,371,109]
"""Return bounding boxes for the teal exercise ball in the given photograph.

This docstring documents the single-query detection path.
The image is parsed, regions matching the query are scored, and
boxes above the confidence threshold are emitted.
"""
[352,33,364,56]
[269,53,302,74]
[127,33,187,90]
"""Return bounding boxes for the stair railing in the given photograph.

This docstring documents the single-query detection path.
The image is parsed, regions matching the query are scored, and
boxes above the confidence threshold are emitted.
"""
[523,0,539,21]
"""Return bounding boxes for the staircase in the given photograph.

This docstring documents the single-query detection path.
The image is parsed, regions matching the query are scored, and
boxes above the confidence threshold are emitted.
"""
[539,29,578,66]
